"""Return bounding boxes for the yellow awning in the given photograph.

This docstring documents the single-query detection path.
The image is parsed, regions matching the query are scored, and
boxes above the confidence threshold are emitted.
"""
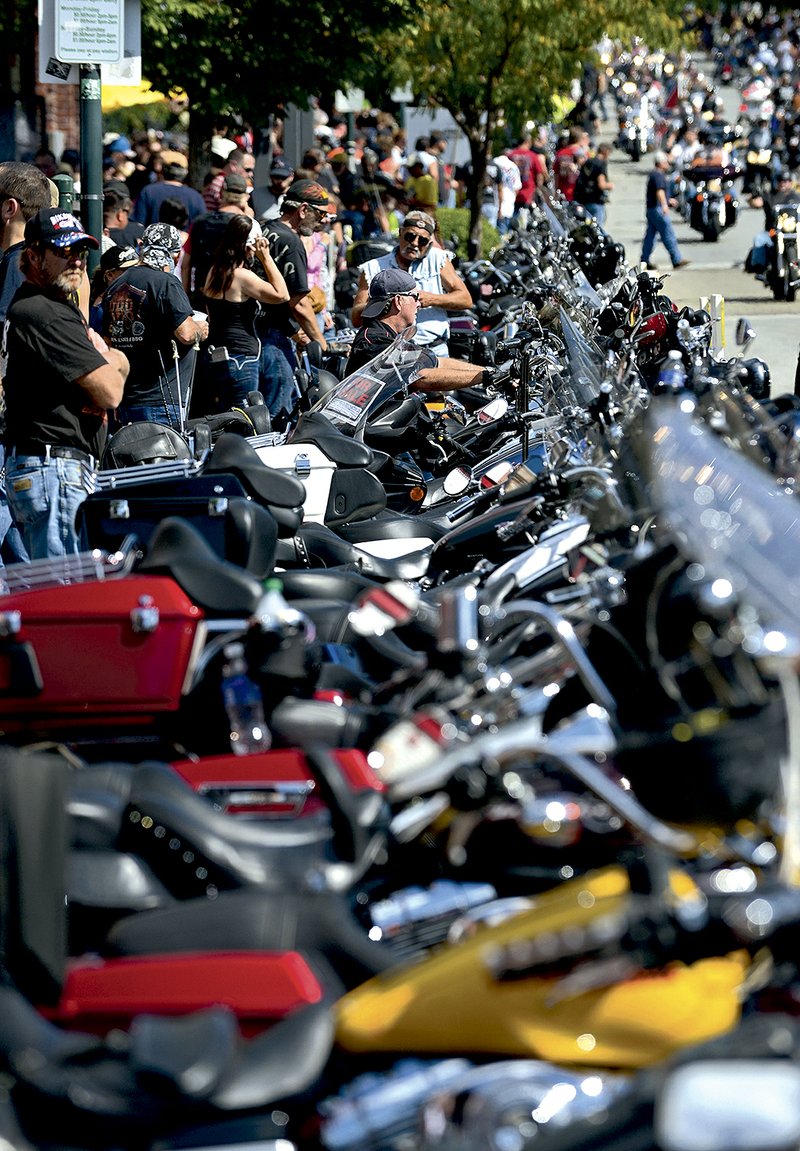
[101,83,172,112]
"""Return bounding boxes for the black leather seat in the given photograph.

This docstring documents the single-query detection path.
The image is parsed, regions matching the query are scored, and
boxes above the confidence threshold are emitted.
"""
[290,410,373,467]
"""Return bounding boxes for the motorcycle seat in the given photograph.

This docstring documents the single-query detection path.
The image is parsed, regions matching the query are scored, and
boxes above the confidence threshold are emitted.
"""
[295,522,432,582]
[290,410,374,467]
[106,889,395,989]
[139,517,265,617]
[203,433,307,508]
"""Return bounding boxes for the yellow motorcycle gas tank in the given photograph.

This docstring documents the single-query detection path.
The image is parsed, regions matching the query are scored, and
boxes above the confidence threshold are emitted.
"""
[335,866,747,1068]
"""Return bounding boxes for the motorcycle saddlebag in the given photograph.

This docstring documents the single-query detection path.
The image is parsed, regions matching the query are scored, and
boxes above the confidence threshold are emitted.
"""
[0,575,202,733]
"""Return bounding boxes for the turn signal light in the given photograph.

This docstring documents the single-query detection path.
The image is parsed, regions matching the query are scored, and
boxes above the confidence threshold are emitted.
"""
[409,486,426,502]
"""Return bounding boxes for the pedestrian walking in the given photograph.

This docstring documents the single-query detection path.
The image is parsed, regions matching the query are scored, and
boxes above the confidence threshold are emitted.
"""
[640,151,690,271]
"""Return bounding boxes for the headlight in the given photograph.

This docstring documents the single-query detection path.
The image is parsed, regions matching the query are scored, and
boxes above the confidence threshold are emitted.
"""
[778,213,797,233]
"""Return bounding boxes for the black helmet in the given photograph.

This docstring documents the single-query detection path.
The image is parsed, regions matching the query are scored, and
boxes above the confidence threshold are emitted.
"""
[779,169,793,182]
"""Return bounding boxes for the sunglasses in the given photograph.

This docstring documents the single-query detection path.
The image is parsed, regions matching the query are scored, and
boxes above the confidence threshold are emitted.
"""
[401,231,432,247]
[398,291,421,302]
[46,244,88,262]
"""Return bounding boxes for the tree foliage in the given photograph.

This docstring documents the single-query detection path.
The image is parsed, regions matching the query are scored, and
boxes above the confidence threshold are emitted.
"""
[376,0,687,250]
[140,0,417,125]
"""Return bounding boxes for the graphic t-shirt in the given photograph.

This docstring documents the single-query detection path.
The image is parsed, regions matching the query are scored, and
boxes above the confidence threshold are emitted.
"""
[103,265,193,405]
[259,219,309,336]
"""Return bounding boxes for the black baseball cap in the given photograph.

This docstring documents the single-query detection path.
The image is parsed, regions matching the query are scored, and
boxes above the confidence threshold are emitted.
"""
[100,245,139,274]
[25,208,99,250]
[361,268,418,319]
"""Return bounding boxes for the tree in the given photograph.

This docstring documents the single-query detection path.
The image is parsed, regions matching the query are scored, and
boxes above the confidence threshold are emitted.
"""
[140,0,419,169]
[379,0,686,254]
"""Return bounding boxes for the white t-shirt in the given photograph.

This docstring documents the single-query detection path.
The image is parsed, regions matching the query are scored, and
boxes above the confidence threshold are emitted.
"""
[360,247,452,353]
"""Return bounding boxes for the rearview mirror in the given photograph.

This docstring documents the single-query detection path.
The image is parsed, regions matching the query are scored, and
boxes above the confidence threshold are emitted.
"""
[736,317,756,348]
[442,466,473,496]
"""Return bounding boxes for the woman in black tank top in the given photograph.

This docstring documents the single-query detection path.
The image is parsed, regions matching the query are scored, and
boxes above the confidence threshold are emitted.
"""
[197,214,289,413]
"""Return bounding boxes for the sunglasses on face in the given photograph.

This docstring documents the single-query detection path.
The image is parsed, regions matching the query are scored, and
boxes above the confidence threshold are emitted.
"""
[398,291,421,302]
[46,244,88,262]
[401,231,432,247]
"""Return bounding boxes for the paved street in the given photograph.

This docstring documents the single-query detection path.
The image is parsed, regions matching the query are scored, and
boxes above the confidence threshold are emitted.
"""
[598,71,799,398]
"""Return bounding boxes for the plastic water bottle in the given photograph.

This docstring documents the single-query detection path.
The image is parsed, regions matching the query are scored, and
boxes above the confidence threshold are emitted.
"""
[255,578,313,638]
[657,350,687,393]
[221,642,271,755]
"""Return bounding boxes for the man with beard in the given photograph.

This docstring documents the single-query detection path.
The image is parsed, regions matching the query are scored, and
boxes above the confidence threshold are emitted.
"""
[258,179,331,417]
[2,209,129,558]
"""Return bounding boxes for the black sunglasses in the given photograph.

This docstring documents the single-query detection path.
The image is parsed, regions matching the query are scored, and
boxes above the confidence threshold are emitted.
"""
[401,230,432,247]
[46,244,88,261]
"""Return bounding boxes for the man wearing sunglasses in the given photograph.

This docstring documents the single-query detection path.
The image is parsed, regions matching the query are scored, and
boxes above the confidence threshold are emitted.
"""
[258,179,332,418]
[2,208,129,559]
[351,209,471,357]
[347,267,489,395]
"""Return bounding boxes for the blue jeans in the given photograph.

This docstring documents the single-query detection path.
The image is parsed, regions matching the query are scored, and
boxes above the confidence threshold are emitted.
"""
[205,352,261,414]
[0,446,29,567]
[258,330,298,419]
[584,202,606,226]
[116,402,181,429]
[641,206,683,266]
[6,454,93,560]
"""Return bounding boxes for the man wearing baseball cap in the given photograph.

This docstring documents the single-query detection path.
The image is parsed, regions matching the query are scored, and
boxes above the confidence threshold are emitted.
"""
[103,222,208,428]
[351,208,471,356]
[346,266,490,394]
[2,208,129,558]
[258,178,332,418]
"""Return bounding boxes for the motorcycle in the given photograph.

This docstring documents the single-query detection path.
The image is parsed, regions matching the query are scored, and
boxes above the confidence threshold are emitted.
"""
[685,162,739,241]
[747,200,800,301]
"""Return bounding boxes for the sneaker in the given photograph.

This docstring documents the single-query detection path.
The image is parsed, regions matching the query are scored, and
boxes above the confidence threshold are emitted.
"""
[673,259,691,269]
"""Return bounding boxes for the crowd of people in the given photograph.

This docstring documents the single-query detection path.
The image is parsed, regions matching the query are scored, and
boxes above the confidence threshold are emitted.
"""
[0,86,631,566]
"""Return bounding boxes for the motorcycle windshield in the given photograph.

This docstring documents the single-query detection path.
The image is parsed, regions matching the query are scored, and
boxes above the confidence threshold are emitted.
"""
[644,397,800,639]
[311,327,437,439]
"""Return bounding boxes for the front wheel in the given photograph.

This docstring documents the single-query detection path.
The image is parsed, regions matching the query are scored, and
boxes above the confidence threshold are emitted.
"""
[630,139,641,162]
[702,223,721,242]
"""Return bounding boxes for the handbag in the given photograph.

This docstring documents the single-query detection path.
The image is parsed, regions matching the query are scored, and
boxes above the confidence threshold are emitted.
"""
[306,285,327,313]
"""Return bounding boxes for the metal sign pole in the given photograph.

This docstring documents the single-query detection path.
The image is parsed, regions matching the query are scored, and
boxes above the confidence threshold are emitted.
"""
[79,63,103,276]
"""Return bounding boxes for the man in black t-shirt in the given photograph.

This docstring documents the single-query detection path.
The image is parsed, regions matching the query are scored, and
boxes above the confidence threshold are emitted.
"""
[0,163,55,565]
[640,152,689,271]
[573,143,613,226]
[103,223,208,427]
[258,179,331,418]
[2,208,129,559]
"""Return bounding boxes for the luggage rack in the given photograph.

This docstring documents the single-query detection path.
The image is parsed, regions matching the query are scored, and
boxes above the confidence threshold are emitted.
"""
[95,458,203,491]
[248,431,288,451]
[0,535,140,594]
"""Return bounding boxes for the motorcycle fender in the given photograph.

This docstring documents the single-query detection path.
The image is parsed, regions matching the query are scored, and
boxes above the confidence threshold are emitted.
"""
[334,865,748,1066]
[48,951,325,1034]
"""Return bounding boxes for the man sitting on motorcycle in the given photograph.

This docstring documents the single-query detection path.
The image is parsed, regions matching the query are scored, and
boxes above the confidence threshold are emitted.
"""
[346,268,490,394]
[746,171,799,275]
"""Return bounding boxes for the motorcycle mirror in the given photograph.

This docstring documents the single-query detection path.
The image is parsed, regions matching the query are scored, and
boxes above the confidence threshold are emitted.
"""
[735,317,756,349]
[476,397,509,425]
[442,466,473,496]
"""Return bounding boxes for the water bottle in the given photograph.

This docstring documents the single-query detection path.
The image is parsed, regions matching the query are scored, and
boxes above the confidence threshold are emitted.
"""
[656,350,687,393]
[220,642,271,755]
[254,578,313,638]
